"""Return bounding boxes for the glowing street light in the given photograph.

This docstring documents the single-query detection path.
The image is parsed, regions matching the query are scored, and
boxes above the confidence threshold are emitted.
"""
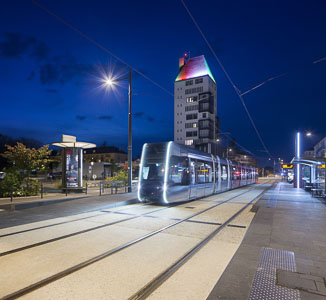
[105,78,114,86]
[101,69,133,192]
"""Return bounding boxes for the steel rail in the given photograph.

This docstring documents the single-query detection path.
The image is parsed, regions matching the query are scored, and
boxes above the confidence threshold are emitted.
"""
[128,182,274,300]
[1,183,270,300]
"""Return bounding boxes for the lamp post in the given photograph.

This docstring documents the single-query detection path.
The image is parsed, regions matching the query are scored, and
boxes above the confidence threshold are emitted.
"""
[104,69,133,192]
[216,131,231,158]
[295,131,312,189]
[295,132,301,188]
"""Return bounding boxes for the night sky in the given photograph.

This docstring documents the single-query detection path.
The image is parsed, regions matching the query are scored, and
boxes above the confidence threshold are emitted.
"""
[1,0,325,166]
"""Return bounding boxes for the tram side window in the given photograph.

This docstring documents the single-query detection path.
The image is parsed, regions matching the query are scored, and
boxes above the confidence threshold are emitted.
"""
[205,162,213,183]
[232,167,240,180]
[190,160,196,184]
[221,165,227,181]
[169,156,190,185]
[215,165,220,182]
[195,160,206,184]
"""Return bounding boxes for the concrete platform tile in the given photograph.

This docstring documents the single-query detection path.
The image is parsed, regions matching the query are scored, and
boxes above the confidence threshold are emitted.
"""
[212,226,247,245]
[114,216,176,232]
[0,225,153,298]
[20,231,201,300]
[163,221,218,240]
[189,203,241,224]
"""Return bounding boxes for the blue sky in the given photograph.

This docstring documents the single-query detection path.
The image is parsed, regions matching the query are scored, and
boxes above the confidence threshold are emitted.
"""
[0,0,325,164]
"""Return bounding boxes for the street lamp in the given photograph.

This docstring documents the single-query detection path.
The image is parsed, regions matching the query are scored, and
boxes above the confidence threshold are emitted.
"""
[104,69,133,192]
[295,131,313,189]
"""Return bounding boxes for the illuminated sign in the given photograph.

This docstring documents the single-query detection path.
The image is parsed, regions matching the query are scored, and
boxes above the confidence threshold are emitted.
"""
[282,164,293,169]
[65,148,78,187]
[317,165,326,169]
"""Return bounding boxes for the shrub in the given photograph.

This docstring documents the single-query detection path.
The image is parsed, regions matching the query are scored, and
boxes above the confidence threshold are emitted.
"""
[0,171,22,197]
[0,170,41,197]
[22,177,40,196]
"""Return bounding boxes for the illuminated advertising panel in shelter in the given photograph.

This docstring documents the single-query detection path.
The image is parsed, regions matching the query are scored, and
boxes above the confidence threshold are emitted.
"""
[66,148,78,187]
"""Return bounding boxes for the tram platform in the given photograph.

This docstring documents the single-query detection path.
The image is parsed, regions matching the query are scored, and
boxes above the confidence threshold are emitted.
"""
[207,182,326,300]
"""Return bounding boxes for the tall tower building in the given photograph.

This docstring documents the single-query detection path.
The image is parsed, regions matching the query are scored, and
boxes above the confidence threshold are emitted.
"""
[174,54,219,154]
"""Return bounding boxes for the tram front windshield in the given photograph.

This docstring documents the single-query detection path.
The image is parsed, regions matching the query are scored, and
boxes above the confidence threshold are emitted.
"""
[141,144,167,183]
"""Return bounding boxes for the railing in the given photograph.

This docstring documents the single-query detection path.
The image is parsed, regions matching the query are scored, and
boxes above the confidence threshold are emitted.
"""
[3,180,137,203]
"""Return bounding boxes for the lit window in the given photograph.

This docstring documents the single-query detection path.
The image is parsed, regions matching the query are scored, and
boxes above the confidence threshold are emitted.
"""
[185,140,194,146]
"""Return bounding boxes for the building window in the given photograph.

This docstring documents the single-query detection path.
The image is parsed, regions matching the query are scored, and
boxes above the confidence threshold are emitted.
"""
[185,87,203,95]
[185,140,194,146]
[185,80,193,86]
[195,78,203,84]
[185,105,198,112]
[186,113,198,120]
[186,96,198,102]
[202,113,207,118]
[185,122,197,128]
[186,131,197,137]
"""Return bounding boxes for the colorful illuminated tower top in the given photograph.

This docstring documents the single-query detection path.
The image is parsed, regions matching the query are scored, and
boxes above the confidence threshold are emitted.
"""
[175,54,216,83]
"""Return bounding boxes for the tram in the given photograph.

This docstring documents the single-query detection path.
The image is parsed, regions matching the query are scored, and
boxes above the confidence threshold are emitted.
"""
[137,142,258,204]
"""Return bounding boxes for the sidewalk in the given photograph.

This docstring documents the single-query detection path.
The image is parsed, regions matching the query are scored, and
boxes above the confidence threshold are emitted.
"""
[207,182,326,300]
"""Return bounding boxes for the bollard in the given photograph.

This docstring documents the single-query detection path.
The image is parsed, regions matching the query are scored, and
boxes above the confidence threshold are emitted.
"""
[115,183,117,194]
[66,188,68,196]
[41,183,43,199]
[86,183,88,194]
[125,182,127,193]
[100,182,102,196]
[103,182,105,195]
[11,185,13,202]
[111,183,113,194]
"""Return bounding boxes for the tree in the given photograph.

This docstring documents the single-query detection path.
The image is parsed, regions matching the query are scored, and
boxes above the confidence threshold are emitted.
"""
[1,142,52,174]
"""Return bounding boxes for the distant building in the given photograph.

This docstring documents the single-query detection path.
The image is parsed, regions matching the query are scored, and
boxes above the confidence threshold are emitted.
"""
[303,149,314,159]
[228,150,258,167]
[313,137,326,158]
[83,146,127,163]
[174,54,219,154]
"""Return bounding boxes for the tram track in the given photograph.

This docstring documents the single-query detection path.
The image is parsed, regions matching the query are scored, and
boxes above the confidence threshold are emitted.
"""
[0,206,169,257]
[0,202,148,238]
[128,182,273,300]
[0,185,261,257]
[1,182,272,300]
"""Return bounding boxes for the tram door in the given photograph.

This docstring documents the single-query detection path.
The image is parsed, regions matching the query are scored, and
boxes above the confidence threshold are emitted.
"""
[189,159,197,199]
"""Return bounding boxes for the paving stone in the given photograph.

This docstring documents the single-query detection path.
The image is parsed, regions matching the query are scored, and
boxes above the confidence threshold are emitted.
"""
[315,281,326,295]
[300,291,326,300]
[277,270,317,291]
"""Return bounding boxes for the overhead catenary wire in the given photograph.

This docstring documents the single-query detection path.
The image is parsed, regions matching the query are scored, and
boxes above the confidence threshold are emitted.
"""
[31,0,173,97]
[240,56,326,96]
[181,0,274,159]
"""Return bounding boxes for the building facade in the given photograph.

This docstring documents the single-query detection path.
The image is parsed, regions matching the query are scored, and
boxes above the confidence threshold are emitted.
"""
[174,54,219,154]
[83,146,127,163]
[314,137,326,158]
